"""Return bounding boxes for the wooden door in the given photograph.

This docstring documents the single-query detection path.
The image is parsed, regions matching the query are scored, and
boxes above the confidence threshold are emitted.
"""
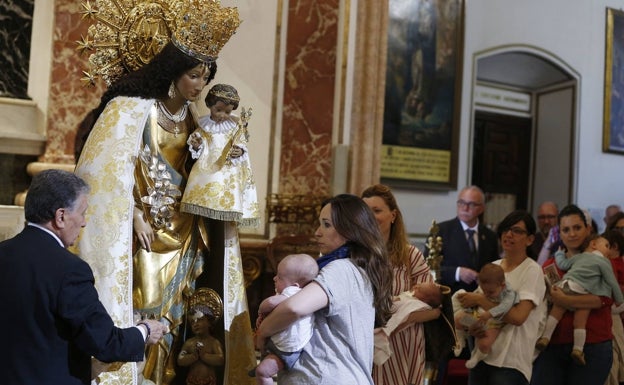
[472,111,532,210]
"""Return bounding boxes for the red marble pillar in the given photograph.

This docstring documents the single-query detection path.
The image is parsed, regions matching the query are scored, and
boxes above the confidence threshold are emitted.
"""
[279,0,339,197]
[45,1,105,165]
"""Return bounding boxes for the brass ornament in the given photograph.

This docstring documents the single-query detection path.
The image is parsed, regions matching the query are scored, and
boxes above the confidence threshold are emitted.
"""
[425,220,444,282]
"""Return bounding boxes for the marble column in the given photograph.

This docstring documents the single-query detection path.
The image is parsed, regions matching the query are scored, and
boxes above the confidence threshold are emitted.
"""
[349,0,388,194]
[278,0,339,197]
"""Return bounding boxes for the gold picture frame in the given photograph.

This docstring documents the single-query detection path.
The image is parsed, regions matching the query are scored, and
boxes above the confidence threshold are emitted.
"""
[603,8,624,154]
[381,0,464,189]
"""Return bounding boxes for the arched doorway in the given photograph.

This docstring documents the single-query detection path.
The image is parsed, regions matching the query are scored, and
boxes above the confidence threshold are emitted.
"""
[471,47,579,226]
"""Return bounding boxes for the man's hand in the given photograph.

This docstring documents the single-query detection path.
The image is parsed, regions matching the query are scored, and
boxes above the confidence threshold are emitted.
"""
[140,320,169,346]
[458,267,478,284]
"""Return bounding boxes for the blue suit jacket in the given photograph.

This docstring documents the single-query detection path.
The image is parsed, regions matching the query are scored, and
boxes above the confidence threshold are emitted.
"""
[428,217,499,293]
[0,226,145,385]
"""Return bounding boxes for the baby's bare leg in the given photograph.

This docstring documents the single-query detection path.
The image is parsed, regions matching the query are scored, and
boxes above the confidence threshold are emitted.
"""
[255,353,284,385]
[476,328,500,354]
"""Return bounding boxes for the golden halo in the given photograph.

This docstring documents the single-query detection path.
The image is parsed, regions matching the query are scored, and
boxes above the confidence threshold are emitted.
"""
[76,0,240,87]
[189,287,223,321]
[78,0,176,86]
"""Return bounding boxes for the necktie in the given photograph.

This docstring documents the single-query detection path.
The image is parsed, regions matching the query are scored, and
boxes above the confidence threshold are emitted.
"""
[466,229,476,254]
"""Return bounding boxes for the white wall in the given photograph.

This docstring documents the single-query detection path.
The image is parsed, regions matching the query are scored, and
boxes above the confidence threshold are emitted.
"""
[394,0,624,237]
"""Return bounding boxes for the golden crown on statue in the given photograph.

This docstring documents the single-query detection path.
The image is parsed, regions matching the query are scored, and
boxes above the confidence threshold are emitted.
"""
[77,0,240,86]
[170,0,240,63]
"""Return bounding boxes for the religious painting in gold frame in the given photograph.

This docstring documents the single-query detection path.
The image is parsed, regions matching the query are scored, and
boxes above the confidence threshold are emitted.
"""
[603,8,624,154]
[381,0,463,189]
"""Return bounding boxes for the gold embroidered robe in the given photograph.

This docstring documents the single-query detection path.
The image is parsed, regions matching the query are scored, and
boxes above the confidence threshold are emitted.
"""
[74,96,255,385]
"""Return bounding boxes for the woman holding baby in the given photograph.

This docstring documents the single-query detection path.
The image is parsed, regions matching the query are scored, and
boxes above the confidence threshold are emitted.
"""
[458,210,546,385]
[254,194,394,384]
[362,184,441,385]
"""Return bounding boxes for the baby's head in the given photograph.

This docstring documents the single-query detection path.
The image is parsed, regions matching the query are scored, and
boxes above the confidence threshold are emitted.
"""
[412,282,442,308]
[586,234,611,257]
[603,230,624,259]
[205,84,239,123]
[274,254,319,295]
[478,263,506,299]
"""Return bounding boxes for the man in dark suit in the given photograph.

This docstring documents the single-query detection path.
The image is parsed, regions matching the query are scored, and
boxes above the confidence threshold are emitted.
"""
[0,169,167,385]
[429,185,499,294]
[530,201,558,259]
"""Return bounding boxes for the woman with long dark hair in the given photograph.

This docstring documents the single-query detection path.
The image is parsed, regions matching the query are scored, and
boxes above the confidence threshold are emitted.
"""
[362,184,440,385]
[255,194,394,384]
[532,204,614,385]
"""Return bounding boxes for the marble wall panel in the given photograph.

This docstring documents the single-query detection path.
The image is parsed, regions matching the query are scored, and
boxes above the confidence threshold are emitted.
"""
[0,0,33,99]
[279,0,338,196]
[44,1,105,164]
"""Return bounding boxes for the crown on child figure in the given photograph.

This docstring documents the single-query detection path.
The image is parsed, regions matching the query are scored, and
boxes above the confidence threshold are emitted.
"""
[209,84,241,103]
[77,0,240,86]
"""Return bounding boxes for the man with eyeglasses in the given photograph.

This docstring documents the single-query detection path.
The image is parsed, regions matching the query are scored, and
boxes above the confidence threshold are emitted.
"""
[531,201,559,259]
[426,185,499,294]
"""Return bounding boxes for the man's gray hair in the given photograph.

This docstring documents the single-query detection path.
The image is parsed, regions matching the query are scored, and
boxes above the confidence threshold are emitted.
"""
[24,169,90,224]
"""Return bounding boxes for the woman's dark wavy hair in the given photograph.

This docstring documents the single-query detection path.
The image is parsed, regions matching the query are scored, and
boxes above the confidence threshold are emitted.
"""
[74,42,218,159]
[322,194,394,327]
[497,210,537,259]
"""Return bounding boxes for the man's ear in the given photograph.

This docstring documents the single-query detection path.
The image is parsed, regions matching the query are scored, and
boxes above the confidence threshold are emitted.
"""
[54,208,66,229]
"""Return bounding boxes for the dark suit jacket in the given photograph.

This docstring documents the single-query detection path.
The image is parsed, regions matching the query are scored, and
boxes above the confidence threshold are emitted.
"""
[0,226,145,385]
[429,217,499,293]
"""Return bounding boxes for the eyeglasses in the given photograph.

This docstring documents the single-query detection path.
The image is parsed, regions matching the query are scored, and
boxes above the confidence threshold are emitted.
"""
[537,215,557,220]
[502,226,528,236]
[615,226,624,233]
[456,200,482,209]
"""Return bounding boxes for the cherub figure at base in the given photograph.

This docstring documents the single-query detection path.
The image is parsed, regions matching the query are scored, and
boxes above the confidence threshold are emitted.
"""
[177,288,225,385]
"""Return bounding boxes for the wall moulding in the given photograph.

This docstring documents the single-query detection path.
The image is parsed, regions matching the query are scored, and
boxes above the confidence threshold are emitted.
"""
[0,98,45,156]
